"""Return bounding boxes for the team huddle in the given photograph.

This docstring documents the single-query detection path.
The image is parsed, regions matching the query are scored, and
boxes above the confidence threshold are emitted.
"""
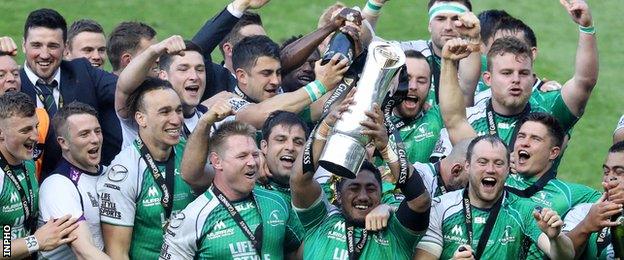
[0,0,621,259]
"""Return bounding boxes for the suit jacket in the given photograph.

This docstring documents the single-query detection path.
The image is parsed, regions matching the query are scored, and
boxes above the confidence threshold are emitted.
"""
[21,58,121,178]
[192,7,239,100]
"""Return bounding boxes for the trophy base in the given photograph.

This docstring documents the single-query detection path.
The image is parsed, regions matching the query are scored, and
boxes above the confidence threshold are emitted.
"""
[318,133,367,179]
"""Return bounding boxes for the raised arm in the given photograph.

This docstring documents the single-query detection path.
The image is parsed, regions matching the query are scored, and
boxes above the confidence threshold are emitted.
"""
[564,196,620,258]
[191,0,272,56]
[451,12,482,107]
[180,100,233,192]
[439,38,477,145]
[235,54,348,129]
[360,104,431,232]
[535,208,575,260]
[559,0,599,117]
[115,35,186,119]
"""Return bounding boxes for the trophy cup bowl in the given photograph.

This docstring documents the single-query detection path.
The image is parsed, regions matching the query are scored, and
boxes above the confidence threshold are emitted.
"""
[318,40,406,179]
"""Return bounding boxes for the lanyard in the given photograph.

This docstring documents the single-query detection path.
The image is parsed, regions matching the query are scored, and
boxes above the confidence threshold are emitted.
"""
[136,139,175,223]
[434,162,447,195]
[505,166,556,198]
[345,221,369,260]
[382,96,410,187]
[485,99,531,147]
[462,187,504,260]
[0,153,36,234]
[211,185,263,257]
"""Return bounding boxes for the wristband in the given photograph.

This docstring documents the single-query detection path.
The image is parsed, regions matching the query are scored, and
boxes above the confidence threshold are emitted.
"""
[579,25,595,35]
[363,0,383,15]
[24,235,40,254]
[316,121,331,140]
[399,172,426,201]
[304,80,328,102]
[380,143,399,163]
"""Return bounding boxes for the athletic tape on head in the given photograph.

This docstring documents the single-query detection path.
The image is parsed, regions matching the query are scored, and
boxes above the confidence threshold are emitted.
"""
[428,2,468,22]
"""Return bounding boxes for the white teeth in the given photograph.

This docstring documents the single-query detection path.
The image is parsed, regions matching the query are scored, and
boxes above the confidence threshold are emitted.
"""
[166,129,179,134]
[280,155,295,162]
[483,177,495,182]
[354,205,369,210]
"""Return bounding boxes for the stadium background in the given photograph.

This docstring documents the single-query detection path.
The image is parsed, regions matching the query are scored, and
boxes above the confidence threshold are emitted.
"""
[0,0,620,189]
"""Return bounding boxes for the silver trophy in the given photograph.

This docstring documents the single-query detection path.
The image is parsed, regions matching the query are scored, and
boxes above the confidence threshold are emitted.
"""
[318,40,405,179]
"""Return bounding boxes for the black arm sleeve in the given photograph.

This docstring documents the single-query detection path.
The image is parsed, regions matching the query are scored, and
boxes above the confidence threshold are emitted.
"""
[396,200,430,232]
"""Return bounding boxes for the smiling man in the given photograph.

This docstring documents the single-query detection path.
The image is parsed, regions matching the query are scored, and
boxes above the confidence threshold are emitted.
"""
[465,0,597,145]
[64,19,107,69]
[161,118,304,259]
[98,78,195,259]
[38,102,109,259]
[414,135,574,260]
[115,35,208,147]
[18,8,119,175]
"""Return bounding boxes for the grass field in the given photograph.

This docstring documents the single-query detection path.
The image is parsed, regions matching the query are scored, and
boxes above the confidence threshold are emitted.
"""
[0,0,621,189]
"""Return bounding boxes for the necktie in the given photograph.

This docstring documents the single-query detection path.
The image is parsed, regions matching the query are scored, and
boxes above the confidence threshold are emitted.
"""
[35,80,58,117]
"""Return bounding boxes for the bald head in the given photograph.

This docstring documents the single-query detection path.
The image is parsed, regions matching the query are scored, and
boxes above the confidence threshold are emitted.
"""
[447,138,472,163]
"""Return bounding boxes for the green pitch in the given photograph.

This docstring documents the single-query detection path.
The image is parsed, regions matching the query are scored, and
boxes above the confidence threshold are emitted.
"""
[1,0,620,189]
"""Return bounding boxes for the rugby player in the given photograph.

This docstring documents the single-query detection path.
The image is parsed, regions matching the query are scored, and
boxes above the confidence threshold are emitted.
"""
[0,92,79,259]
[226,35,347,129]
[64,19,107,69]
[415,138,471,197]
[38,102,109,259]
[562,141,624,259]
[161,118,304,259]
[97,77,195,259]
[414,135,574,259]
[449,0,598,145]
[290,101,431,259]
[116,35,208,146]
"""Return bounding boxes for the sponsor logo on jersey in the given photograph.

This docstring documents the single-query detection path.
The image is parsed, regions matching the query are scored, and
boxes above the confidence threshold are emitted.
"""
[451,224,463,236]
[410,123,435,142]
[87,192,99,207]
[267,210,284,227]
[373,233,390,246]
[9,192,18,203]
[107,165,128,182]
[474,217,486,224]
[333,248,348,260]
[168,212,185,229]
[143,186,162,207]
[148,186,159,197]
[531,191,552,207]
[499,225,516,245]
[328,221,346,241]
[99,192,122,219]
[214,220,227,231]
[228,241,265,259]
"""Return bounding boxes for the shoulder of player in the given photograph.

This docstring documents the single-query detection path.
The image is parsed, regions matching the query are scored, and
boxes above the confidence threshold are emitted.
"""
[466,101,487,123]
[432,189,463,215]
[100,145,143,187]
[253,187,291,211]
[400,40,432,56]
[40,174,76,191]
[529,89,562,106]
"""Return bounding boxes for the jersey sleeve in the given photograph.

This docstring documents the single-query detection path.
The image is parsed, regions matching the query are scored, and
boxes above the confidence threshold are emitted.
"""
[227,97,252,113]
[160,210,200,260]
[562,203,592,232]
[569,183,601,205]
[38,175,83,220]
[283,205,305,252]
[413,162,436,198]
[97,163,139,226]
[293,192,331,232]
[388,205,424,251]
[541,91,578,131]
[415,197,444,258]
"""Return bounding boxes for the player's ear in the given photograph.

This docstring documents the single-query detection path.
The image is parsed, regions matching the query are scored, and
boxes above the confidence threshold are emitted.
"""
[209,152,222,170]
[451,163,463,176]
[482,71,492,87]
[260,140,268,154]
[57,136,69,151]
[549,146,561,161]
[135,111,147,129]
[236,68,248,86]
